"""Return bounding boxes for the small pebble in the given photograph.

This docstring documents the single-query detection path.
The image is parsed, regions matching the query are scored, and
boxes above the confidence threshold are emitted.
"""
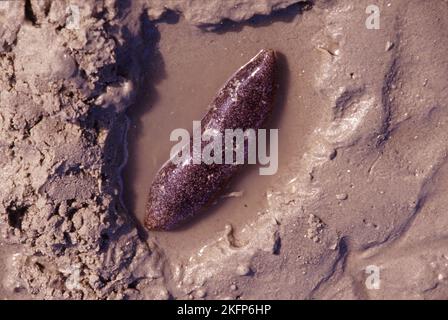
[385,41,394,51]
[195,289,207,298]
[236,265,251,276]
[329,149,337,160]
[336,193,348,200]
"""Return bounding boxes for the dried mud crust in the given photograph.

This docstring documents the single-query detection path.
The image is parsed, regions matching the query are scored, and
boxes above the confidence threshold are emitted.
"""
[1,0,448,300]
[0,0,168,299]
[146,0,306,26]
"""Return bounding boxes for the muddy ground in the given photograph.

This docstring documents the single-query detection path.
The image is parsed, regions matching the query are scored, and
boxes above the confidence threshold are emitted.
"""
[1,0,448,300]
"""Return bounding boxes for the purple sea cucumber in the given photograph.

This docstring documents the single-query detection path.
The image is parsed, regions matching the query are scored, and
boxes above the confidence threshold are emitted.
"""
[145,49,277,230]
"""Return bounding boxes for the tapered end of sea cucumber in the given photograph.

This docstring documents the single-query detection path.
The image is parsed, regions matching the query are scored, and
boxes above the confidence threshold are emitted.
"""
[145,215,169,231]
[237,49,276,88]
[248,49,276,68]
[258,48,276,59]
[144,205,173,231]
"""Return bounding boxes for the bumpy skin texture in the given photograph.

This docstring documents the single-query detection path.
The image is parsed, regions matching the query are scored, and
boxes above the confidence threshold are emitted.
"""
[145,49,277,230]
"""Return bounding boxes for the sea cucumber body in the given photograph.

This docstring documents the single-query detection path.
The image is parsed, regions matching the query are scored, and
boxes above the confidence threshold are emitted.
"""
[145,49,277,230]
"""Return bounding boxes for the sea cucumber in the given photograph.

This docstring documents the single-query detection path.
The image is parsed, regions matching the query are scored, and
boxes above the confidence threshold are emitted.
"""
[145,49,277,230]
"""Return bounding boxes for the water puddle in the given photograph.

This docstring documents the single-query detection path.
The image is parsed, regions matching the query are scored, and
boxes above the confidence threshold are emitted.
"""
[123,5,323,261]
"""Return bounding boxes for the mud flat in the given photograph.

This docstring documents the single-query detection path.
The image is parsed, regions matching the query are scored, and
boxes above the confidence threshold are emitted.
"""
[1,0,448,299]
